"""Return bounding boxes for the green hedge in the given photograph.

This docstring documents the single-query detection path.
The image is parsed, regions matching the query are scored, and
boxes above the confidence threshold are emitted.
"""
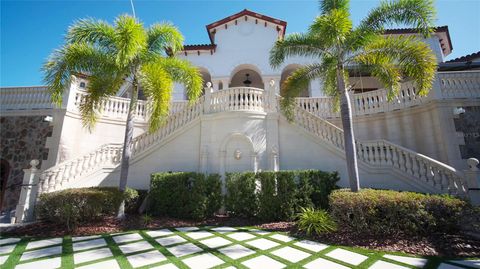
[225,170,339,221]
[329,189,469,236]
[225,172,258,218]
[148,172,222,220]
[37,187,137,230]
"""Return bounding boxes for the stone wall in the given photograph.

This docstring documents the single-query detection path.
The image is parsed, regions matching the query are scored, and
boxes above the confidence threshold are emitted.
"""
[455,106,480,160]
[0,116,53,211]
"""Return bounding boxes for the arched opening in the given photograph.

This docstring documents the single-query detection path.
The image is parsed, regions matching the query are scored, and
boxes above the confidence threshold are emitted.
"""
[0,159,11,211]
[199,67,211,94]
[230,65,264,89]
[280,64,310,97]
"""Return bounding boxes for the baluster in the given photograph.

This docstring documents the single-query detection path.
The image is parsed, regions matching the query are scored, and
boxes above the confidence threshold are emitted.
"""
[48,170,57,192]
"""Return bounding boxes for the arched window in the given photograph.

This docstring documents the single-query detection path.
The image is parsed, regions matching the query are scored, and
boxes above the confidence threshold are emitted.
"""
[79,82,86,88]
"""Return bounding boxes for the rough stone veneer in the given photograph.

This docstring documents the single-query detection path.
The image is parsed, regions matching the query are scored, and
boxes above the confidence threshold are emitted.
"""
[0,116,53,211]
[455,106,480,160]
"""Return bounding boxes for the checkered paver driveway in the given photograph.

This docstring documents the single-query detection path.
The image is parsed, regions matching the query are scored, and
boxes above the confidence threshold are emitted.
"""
[0,226,478,269]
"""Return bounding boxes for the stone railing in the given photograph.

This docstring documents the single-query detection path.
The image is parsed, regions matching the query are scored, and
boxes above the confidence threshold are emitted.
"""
[130,98,203,156]
[438,71,480,98]
[0,86,54,110]
[292,103,468,195]
[36,98,204,194]
[73,90,149,121]
[297,81,423,118]
[208,87,266,113]
[38,144,123,194]
[357,140,467,195]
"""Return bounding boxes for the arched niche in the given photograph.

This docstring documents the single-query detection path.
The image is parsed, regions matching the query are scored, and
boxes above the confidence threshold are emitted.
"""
[229,64,264,89]
[280,64,310,97]
[220,133,257,173]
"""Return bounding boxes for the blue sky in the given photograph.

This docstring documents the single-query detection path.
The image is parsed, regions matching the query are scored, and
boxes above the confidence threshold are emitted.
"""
[1,0,479,87]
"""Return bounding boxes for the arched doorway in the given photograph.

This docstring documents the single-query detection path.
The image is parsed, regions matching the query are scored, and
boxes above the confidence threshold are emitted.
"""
[230,65,264,89]
[280,64,310,97]
[0,160,11,211]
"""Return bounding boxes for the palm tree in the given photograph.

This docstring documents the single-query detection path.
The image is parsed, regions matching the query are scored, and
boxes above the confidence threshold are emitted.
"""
[43,15,203,217]
[269,0,437,192]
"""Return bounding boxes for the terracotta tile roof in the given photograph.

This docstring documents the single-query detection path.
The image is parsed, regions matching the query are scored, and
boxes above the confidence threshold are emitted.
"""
[206,9,287,44]
[182,11,452,57]
[446,51,480,63]
[183,44,217,51]
[383,26,452,54]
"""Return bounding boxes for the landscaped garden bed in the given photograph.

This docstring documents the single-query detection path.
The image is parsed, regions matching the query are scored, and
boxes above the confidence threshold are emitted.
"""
[4,214,480,258]
[3,170,479,262]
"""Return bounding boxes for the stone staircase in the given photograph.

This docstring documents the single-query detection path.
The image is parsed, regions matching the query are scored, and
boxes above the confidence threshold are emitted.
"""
[37,98,204,194]
[291,104,468,195]
[33,86,469,197]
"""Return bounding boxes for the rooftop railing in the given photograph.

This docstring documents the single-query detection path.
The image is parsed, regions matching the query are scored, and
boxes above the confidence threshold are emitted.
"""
[1,70,479,120]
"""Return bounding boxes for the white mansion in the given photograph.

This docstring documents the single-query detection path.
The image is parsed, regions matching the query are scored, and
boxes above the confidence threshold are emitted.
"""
[1,10,480,221]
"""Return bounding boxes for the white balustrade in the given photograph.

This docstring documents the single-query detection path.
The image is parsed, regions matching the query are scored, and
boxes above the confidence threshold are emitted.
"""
[356,140,467,195]
[209,87,266,113]
[37,144,123,194]
[438,71,480,98]
[292,103,468,196]
[296,97,338,118]
[36,98,205,194]
[0,86,54,110]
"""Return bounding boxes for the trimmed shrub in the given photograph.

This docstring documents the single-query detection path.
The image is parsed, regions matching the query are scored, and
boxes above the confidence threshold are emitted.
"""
[257,171,279,220]
[329,189,469,236]
[148,172,222,220]
[225,172,258,218]
[296,207,337,235]
[37,187,130,230]
[226,170,339,221]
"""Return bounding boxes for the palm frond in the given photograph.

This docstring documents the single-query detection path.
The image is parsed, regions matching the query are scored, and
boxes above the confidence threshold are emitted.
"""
[79,70,126,130]
[66,18,116,50]
[150,57,203,103]
[320,0,350,14]
[309,9,352,47]
[138,64,174,132]
[269,33,331,68]
[353,35,437,99]
[113,15,147,68]
[147,23,184,55]
[359,0,436,37]
[280,62,336,120]
[42,43,117,105]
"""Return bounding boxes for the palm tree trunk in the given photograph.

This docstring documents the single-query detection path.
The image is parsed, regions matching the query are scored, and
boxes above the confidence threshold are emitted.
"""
[336,67,360,192]
[117,78,139,219]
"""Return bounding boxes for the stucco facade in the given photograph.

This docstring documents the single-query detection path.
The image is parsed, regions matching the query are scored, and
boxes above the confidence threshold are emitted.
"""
[1,10,480,215]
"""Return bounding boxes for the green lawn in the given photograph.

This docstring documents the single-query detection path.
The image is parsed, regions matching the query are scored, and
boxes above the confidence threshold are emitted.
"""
[1,226,478,269]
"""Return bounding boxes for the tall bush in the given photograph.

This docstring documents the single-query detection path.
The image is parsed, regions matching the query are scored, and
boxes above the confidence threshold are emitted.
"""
[329,189,469,236]
[149,172,222,220]
[225,172,258,218]
[37,187,135,230]
[225,170,339,221]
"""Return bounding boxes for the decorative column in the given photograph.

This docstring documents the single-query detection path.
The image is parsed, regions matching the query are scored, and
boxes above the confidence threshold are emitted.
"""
[203,82,212,114]
[14,160,41,223]
[221,78,230,90]
[266,79,281,171]
[465,158,480,206]
[211,79,220,92]
[266,79,278,112]
[200,146,209,174]
[271,146,279,171]
[63,75,80,111]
